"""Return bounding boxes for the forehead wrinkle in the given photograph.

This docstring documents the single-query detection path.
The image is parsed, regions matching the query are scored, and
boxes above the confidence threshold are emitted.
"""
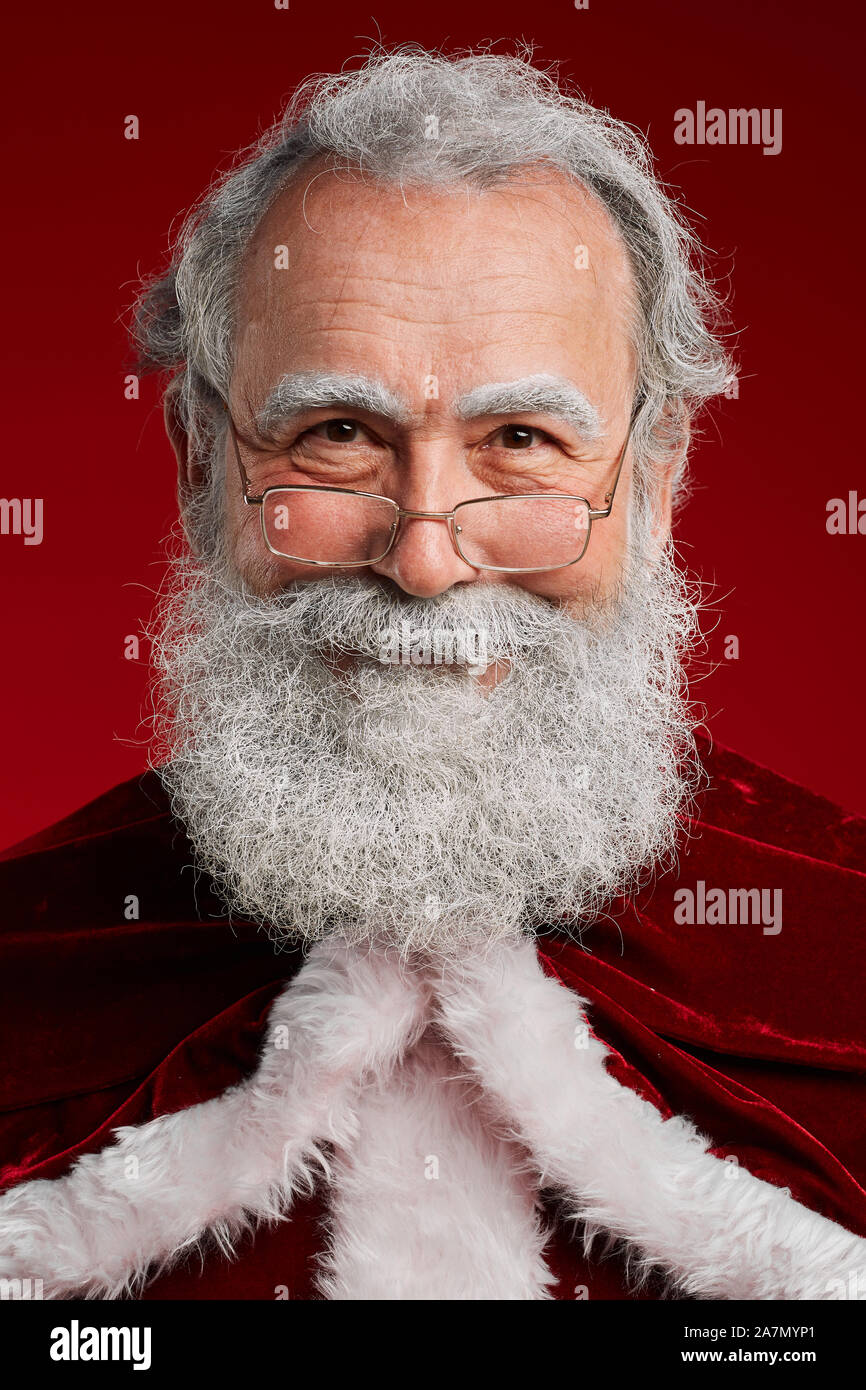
[454,374,606,440]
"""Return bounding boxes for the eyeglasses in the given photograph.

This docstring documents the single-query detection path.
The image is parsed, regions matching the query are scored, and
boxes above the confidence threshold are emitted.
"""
[219,397,634,574]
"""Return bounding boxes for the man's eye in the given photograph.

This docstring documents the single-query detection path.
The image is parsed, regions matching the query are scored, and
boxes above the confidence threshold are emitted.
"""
[497,425,546,450]
[308,419,365,444]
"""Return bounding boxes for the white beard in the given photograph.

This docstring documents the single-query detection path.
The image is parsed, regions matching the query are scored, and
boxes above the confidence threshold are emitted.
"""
[148,527,701,955]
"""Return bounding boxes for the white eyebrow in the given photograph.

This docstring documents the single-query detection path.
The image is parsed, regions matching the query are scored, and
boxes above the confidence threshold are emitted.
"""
[256,372,413,437]
[455,374,605,441]
[254,369,604,441]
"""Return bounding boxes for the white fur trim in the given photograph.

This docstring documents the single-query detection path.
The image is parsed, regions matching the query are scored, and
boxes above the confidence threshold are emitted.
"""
[316,1029,556,1299]
[431,937,866,1300]
[0,936,863,1300]
[0,941,429,1298]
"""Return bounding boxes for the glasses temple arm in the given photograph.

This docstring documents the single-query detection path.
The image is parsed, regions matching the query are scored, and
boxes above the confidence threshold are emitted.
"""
[220,397,255,499]
[588,410,638,520]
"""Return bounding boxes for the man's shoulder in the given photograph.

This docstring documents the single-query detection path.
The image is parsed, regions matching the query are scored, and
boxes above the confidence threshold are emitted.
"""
[0,761,219,982]
[695,735,866,874]
[0,769,171,865]
[0,767,199,937]
[0,765,293,1126]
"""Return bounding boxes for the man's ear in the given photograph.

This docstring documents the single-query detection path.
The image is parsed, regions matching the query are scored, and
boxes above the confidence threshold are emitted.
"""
[650,461,675,549]
[163,380,205,499]
[645,405,690,553]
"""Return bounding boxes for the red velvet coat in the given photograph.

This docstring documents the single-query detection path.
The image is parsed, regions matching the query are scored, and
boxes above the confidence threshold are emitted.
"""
[1,737,864,1300]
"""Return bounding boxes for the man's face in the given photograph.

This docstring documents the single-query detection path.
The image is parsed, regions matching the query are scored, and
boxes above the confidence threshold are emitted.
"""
[220,163,649,608]
[155,161,695,955]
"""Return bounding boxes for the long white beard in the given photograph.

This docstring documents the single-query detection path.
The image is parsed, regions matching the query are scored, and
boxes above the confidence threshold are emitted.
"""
[148,528,701,954]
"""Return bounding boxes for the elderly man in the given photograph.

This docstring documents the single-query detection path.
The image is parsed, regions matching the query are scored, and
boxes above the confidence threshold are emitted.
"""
[1,46,864,1302]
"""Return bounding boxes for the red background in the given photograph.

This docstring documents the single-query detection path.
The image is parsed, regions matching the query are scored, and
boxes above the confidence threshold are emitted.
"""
[1,0,863,849]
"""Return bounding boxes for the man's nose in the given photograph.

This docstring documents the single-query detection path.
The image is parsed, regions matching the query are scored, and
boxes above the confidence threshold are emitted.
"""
[369,507,479,597]
[369,451,484,597]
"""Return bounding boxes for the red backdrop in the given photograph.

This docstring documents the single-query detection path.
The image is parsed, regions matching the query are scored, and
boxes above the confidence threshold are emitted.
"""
[1,0,863,849]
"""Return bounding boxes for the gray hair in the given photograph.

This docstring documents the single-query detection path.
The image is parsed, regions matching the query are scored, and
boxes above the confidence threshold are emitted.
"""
[130,41,735,558]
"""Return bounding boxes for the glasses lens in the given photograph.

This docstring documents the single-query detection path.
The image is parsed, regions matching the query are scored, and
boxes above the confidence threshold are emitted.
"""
[454,495,591,570]
[262,489,397,563]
